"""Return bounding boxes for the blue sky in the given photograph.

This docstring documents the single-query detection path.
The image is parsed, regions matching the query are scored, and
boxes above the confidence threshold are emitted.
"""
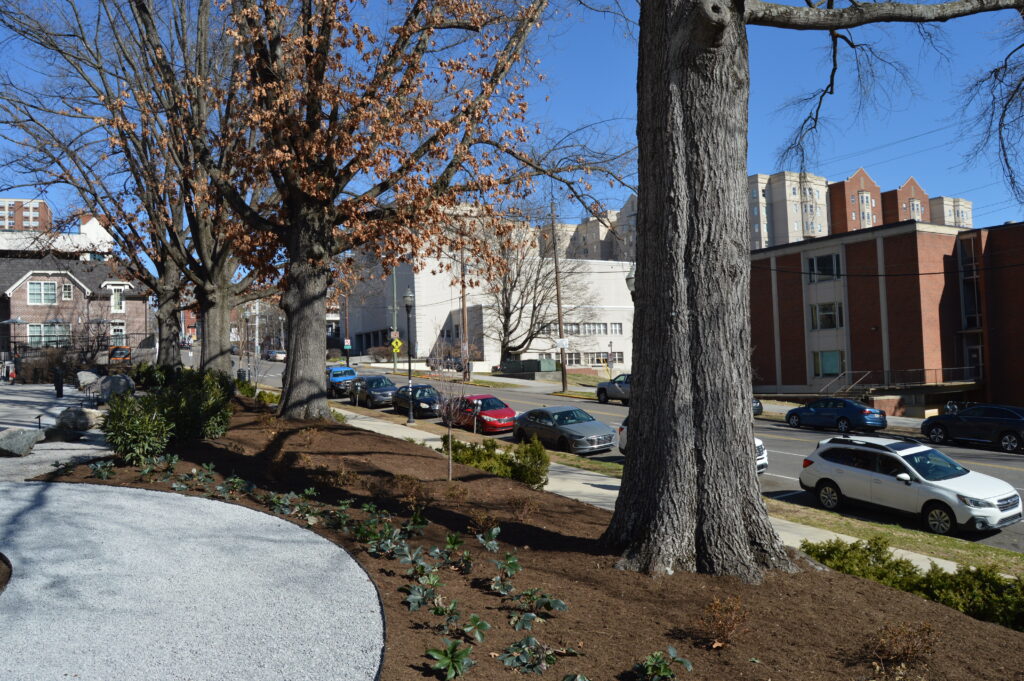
[531,7,1024,227]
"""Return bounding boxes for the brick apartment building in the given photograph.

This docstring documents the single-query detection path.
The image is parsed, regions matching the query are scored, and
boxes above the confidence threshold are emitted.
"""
[750,219,1024,415]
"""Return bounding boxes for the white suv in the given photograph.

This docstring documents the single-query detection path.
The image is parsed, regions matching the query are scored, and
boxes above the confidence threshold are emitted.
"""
[799,434,1022,535]
[617,418,768,475]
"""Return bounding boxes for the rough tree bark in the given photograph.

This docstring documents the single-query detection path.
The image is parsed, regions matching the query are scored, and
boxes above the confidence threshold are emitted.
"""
[277,219,333,421]
[601,0,791,582]
[154,259,183,368]
[196,284,234,377]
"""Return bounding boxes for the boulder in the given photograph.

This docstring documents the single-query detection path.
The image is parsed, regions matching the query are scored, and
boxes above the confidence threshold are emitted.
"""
[0,427,46,457]
[97,374,135,403]
[57,407,105,431]
[77,371,100,388]
[45,426,83,443]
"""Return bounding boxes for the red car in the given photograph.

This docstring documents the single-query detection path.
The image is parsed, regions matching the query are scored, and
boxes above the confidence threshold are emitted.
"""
[443,394,516,434]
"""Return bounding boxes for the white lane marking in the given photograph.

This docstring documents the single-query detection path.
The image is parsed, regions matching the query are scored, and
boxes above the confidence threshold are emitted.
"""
[770,490,804,499]
[763,472,801,482]
[767,449,807,458]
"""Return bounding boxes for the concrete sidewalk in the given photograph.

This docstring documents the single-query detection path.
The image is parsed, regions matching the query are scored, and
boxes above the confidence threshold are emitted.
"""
[332,405,961,574]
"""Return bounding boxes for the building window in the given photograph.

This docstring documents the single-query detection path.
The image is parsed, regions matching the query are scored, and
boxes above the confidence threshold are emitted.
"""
[565,352,581,366]
[610,351,624,364]
[791,187,797,196]
[810,302,844,330]
[813,350,845,377]
[110,322,126,345]
[610,322,623,335]
[807,254,841,283]
[27,323,70,347]
[28,281,57,305]
[564,323,580,335]
[110,288,125,313]
[581,322,608,336]
[62,283,72,301]
[584,351,609,365]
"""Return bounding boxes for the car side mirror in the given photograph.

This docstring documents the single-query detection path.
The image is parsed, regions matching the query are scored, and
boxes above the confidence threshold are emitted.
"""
[896,472,911,484]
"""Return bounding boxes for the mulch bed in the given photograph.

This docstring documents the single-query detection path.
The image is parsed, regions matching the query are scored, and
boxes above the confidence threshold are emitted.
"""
[38,399,1024,680]
[0,551,10,595]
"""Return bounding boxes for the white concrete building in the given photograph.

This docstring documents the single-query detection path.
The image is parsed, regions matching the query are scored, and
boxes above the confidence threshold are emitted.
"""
[748,171,830,250]
[346,255,635,371]
[929,196,973,228]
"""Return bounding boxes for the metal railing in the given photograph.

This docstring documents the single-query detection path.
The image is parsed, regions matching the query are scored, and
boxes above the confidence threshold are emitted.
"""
[819,366,980,396]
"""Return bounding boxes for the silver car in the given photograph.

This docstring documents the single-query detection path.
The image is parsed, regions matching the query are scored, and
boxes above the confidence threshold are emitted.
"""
[596,373,630,405]
[513,406,616,455]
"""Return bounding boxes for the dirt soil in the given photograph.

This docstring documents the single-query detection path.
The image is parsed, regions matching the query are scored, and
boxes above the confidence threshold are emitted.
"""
[39,400,1024,681]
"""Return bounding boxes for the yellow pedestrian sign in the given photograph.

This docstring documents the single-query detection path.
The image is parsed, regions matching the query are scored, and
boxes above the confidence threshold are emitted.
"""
[391,338,403,353]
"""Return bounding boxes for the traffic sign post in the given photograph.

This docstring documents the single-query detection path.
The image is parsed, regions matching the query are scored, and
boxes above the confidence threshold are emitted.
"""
[391,338,403,354]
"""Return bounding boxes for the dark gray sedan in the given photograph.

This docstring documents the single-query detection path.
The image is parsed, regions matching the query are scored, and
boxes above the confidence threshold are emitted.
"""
[513,406,616,455]
[349,375,397,408]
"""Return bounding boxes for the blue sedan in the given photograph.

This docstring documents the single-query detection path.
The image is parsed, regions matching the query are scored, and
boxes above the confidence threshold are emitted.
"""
[785,398,886,434]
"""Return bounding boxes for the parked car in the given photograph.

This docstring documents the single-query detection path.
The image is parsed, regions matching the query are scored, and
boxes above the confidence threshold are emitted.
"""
[513,406,615,455]
[799,434,1022,535]
[264,349,286,361]
[389,385,442,417]
[349,375,397,408]
[441,394,516,434]
[785,398,886,433]
[752,397,763,416]
[617,416,768,474]
[394,384,443,418]
[596,374,630,405]
[325,366,358,396]
[921,404,1024,453]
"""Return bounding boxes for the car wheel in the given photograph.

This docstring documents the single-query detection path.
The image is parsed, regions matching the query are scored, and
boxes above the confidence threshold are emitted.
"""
[836,417,851,434]
[597,389,608,404]
[788,413,801,428]
[923,502,956,535]
[558,437,572,453]
[621,398,630,406]
[350,394,358,406]
[999,431,1021,453]
[512,429,524,443]
[926,424,947,444]
[815,480,842,511]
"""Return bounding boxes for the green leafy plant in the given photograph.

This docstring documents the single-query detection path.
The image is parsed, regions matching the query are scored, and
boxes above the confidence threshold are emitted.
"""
[234,378,257,397]
[401,583,438,611]
[102,393,173,465]
[441,435,549,488]
[498,636,574,675]
[507,588,567,630]
[634,647,693,680]
[431,597,462,632]
[476,526,501,553]
[462,614,491,643]
[426,638,475,680]
[508,435,549,489]
[88,460,115,479]
[802,536,1024,631]
[50,459,75,476]
[154,369,232,442]
[560,676,591,681]
[256,390,279,407]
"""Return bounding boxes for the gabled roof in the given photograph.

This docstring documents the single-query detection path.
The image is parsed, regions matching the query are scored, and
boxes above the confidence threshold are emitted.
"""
[0,256,143,299]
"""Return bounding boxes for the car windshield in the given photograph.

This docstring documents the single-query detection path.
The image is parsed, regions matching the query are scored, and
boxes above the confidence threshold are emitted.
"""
[413,387,439,400]
[902,448,969,481]
[476,397,507,411]
[365,376,392,389]
[109,348,130,358]
[551,409,595,426]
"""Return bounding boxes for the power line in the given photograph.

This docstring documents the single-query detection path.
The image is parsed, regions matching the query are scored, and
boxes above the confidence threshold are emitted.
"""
[751,258,1024,278]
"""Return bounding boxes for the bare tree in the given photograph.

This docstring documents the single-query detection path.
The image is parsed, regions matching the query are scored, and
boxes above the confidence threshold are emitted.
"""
[599,0,1024,583]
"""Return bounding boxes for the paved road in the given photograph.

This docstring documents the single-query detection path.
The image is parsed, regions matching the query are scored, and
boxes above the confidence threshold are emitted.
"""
[206,354,1024,553]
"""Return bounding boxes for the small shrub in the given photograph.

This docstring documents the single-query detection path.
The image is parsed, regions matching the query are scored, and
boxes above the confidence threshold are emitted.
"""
[696,595,748,649]
[508,494,539,522]
[498,636,577,675]
[256,390,280,407]
[154,369,232,442]
[462,614,491,643]
[441,435,548,489]
[88,460,116,479]
[862,622,936,680]
[235,378,257,398]
[331,410,348,424]
[509,435,549,489]
[444,483,469,507]
[102,393,173,465]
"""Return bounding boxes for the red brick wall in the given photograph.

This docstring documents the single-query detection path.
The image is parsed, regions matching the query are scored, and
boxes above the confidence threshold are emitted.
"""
[775,253,806,384]
[844,239,883,374]
[828,169,882,235]
[882,233,924,372]
[881,178,930,224]
[915,231,960,374]
[977,226,1024,404]
[750,256,776,385]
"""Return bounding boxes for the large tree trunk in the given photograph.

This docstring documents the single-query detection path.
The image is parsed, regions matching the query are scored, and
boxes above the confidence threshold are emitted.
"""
[278,222,331,421]
[600,0,791,583]
[197,285,234,376]
[154,260,183,368]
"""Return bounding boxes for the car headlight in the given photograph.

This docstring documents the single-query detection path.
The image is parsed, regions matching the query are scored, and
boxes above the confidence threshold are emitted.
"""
[419,402,430,408]
[956,494,995,509]
[479,414,497,422]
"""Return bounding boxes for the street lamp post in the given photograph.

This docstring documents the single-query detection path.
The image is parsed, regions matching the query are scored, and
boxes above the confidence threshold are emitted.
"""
[625,262,636,300]
[403,287,415,425]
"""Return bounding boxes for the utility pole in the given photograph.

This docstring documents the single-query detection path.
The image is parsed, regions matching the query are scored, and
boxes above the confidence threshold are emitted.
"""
[460,248,470,382]
[344,294,350,367]
[550,200,568,393]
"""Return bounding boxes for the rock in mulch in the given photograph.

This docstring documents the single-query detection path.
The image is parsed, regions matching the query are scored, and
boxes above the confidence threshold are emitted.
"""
[0,427,45,457]
[97,375,135,403]
[57,407,104,431]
